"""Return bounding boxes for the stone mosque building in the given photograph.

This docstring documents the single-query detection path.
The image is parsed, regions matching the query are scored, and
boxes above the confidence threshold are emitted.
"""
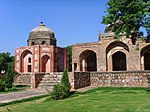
[14,22,150,89]
[72,28,150,72]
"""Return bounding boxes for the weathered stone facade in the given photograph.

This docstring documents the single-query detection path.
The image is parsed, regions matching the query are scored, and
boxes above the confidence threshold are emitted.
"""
[72,31,150,72]
[72,28,150,89]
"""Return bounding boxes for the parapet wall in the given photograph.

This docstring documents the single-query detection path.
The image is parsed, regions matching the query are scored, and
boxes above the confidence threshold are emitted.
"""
[74,71,150,89]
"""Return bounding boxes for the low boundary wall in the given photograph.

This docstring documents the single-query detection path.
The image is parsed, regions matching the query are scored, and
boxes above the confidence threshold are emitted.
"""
[74,71,150,89]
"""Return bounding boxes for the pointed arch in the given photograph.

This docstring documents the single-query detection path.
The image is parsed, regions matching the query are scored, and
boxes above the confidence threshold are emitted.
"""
[79,50,97,72]
[106,41,129,71]
[20,50,33,73]
[141,44,150,70]
[106,41,129,54]
[42,55,50,72]
[112,51,127,71]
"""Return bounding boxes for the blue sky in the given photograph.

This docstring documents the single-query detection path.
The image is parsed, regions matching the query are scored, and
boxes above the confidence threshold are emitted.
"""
[0,0,108,55]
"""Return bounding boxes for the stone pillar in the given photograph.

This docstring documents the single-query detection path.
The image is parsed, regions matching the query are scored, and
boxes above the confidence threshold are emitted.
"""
[76,63,80,72]
[141,56,144,70]
[31,73,36,89]
[82,59,86,72]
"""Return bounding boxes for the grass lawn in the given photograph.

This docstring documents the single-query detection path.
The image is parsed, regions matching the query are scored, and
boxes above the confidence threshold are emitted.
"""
[1,87,150,112]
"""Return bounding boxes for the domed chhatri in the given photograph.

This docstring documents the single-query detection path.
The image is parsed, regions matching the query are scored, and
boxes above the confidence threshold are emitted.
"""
[28,22,56,46]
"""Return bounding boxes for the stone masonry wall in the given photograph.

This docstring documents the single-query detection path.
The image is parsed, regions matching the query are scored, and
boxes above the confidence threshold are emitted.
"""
[13,73,31,86]
[35,73,45,88]
[74,71,150,89]
[74,72,90,89]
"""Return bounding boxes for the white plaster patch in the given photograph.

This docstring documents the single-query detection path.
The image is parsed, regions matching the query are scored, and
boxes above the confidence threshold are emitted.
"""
[16,62,19,68]
[34,62,38,67]
[34,68,38,72]
[17,55,19,61]
[35,54,38,60]
[35,47,38,51]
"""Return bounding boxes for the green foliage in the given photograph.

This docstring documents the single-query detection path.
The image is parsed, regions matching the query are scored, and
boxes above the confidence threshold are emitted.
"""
[0,79,5,92]
[66,46,72,71]
[51,69,70,100]
[50,83,67,100]
[5,62,14,90]
[135,47,140,51]
[102,0,150,44]
[0,52,14,73]
[61,69,70,90]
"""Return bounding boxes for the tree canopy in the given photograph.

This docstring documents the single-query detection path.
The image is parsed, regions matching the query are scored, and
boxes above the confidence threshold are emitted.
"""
[0,52,14,73]
[102,0,150,44]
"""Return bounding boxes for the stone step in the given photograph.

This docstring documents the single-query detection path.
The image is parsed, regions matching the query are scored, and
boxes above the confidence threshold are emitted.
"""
[37,86,53,90]
[41,78,61,82]
[43,75,62,78]
[38,82,58,86]
[37,73,62,89]
[40,80,61,83]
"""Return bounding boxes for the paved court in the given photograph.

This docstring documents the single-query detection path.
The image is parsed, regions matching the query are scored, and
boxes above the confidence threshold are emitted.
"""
[0,89,47,103]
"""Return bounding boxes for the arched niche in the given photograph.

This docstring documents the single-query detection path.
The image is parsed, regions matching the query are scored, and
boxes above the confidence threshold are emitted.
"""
[20,50,33,73]
[112,51,127,71]
[41,55,50,72]
[141,44,150,70]
[79,50,97,72]
[106,41,129,71]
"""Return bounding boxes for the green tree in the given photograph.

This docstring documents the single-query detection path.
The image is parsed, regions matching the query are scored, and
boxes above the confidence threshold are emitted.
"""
[66,46,72,71]
[0,52,14,73]
[102,0,150,44]
[0,78,5,92]
[5,62,14,90]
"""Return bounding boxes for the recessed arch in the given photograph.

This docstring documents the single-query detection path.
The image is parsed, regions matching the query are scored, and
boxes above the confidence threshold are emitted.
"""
[106,41,129,71]
[106,41,129,54]
[42,55,50,72]
[112,51,127,71]
[79,50,97,72]
[20,50,32,73]
[141,44,150,70]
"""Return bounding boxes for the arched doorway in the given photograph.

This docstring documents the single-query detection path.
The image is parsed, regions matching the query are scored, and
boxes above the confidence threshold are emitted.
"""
[42,55,50,72]
[141,45,150,70]
[112,51,127,71]
[21,50,32,73]
[144,51,150,70]
[79,50,97,72]
[106,41,129,71]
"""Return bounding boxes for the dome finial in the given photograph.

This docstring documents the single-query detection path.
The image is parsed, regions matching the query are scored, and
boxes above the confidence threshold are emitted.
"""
[40,22,45,26]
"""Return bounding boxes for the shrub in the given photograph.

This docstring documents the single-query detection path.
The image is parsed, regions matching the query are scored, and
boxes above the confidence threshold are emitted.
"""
[51,69,71,100]
[50,83,66,100]
[61,69,70,92]
[0,79,5,92]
